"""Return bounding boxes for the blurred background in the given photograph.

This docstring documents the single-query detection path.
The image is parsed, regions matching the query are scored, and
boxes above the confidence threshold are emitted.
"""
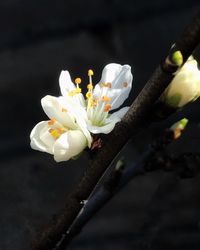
[1,0,200,249]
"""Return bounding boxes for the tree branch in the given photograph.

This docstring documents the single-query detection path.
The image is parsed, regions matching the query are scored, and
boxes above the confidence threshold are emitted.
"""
[31,10,200,250]
[55,124,200,248]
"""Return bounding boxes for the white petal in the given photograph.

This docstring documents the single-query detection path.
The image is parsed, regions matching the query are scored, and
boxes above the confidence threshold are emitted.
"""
[87,122,116,134]
[99,63,132,89]
[95,63,133,110]
[106,106,129,122]
[59,70,76,96]
[58,96,92,147]
[53,130,87,162]
[75,116,93,147]
[99,63,124,84]
[41,95,77,129]
[110,77,132,110]
[30,121,54,154]
[59,70,86,107]
[88,106,129,134]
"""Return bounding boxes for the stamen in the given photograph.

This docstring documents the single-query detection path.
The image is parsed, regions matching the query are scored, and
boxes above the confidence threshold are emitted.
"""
[91,99,98,107]
[88,69,94,76]
[48,118,56,125]
[86,92,92,99]
[87,84,93,90]
[49,127,65,139]
[86,69,94,110]
[68,90,76,96]
[56,127,65,134]
[102,96,112,102]
[68,88,82,96]
[62,108,68,112]
[104,104,112,112]
[49,128,60,139]
[88,69,94,88]
[75,87,82,94]
[123,82,128,88]
[101,82,112,88]
[75,78,81,84]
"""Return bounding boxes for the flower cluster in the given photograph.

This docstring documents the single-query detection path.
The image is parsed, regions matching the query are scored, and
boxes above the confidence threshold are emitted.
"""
[30,63,133,162]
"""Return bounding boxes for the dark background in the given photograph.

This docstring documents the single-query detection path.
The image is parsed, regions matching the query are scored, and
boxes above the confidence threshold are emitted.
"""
[1,1,200,249]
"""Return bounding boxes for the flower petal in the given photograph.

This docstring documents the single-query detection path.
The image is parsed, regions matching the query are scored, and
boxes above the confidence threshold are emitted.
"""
[94,63,133,110]
[53,130,87,162]
[59,70,86,107]
[75,116,93,147]
[87,107,129,134]
[87,122,116,134]
[59,70,76,95]
[30,121,54,154]
[58,96,92,147]
[99,63,125,85]
[106,106,129,122]
[41,95,77,129]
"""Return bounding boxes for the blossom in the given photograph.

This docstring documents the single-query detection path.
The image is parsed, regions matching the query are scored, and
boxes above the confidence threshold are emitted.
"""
[30,63,133,162]
[30,95,92,162]
[162,56,200,108]
[59,63,133,134]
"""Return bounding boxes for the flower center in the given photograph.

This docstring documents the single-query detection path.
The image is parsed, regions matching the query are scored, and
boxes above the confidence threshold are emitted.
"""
[85,69,113,126]
[67,69,113,127]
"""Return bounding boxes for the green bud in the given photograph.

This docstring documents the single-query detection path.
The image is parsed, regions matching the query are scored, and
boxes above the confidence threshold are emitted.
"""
[170,118,189,139]
[171,50,183,66]
[179,118,189,129]
[115,159,125,171]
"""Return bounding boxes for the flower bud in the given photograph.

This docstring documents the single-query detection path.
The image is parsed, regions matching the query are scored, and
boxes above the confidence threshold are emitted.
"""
[162,56,200,108]
[170,118,188,139]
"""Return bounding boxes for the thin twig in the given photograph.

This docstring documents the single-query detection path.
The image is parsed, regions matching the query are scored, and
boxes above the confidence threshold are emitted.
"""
[31,10,200,250]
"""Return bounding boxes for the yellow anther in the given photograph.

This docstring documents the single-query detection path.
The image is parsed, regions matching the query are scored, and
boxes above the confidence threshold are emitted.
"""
[101,82,112,88]
[48,118,56,126]
[56,127,65,134]
[123,82,128,88]
[75,87,82,93]
[68,88,81,96]
[102,95,112,102]
[49,127,65,139]
[91,99,98,107]
[75,77,82,84]
[49,129,60,139]
[104,104,112,112]
[86,91,92,99]
[68,90,76,96]
[62,108,68,112]
[88,69,94,76]
[87,84,93,90]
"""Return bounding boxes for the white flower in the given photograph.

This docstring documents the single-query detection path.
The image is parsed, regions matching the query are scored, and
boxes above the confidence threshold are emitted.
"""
[30,95,92,162]
[162,56,200,108]
[59,63,133,134]
[30,63,132,162]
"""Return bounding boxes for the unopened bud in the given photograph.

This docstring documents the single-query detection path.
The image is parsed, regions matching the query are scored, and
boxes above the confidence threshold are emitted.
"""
[162,56,200,108]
